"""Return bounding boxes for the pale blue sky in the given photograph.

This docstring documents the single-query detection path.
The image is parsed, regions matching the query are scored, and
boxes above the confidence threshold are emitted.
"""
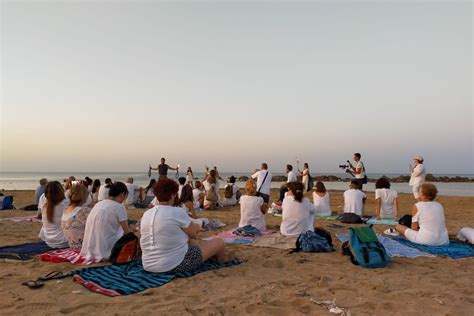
[1,0,472,174]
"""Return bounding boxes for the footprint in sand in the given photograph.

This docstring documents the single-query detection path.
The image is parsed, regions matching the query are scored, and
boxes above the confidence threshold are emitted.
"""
[262,259,284,269]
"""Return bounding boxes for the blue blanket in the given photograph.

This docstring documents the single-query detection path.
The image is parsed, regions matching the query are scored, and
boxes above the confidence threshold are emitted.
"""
[336,234,433,258]
[393,237,474,259]
[71,259,242,296]
[365,219,398,226]
[0,241,54,257]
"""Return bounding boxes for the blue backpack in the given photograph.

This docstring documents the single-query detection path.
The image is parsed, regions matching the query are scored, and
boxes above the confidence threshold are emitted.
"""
[295,230,335,253]
[342,226,390,269]
[0,196,13,210]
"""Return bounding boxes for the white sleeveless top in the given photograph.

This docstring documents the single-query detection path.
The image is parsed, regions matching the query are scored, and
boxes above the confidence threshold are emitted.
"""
[312,192,332,217]
[412,201,449,245]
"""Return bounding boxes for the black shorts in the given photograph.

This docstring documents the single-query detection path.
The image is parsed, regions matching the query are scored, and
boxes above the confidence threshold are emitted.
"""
[167,245,203,274]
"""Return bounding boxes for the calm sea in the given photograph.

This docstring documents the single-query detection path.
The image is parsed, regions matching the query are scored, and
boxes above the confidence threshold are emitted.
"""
[1,172,473,196]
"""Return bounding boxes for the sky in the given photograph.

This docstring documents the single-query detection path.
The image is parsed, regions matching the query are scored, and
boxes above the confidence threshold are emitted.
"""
[1,0,472,174]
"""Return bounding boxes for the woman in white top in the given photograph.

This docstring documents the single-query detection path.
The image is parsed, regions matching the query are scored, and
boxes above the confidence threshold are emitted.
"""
[186,167,194,188]
[203,170,220,210]
[62,183,92,251]
[222,176,240,207]
[239,180,267,231]
[140,178,226,273]
[343,180,366,216]
[374,177,398,220]
[281,181,317,237]
[312,181,332,217]
[409,155,426,200]
[91,179,101,203]
[80,182,130,261]
[39,181,69,248]
[298,162,311,192]
[97,178,113,201]
[396,183,449,246]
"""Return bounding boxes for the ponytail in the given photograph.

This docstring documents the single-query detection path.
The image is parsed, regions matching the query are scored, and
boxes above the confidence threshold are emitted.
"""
[287,181,304,203]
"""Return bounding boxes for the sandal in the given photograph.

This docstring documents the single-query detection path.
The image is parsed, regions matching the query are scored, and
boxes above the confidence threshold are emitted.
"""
[22,280,44,289]
[384,228,400,237]
[37,270,69,281]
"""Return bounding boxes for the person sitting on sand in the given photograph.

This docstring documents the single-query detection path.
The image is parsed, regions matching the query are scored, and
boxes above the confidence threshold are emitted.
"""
[222,176,240,207]
[395,183,449,246]
[38,181,69,248]
[80,182,130,261]
[177,177,187,199]
[91,179,101,203]
[140,178,226,273]
[343,180,366,216]
[98,178,113,201]
[35,178,48,206]
[280,181,316,237]
[312,181,332,217]
[375,177,398,220]
[124,177,142,206]
[62,183,92,251]
[179,184,198,219]
[278,164,298,202]
[239,179,267,231]
[193,181,205,209]
[203,170,220,210]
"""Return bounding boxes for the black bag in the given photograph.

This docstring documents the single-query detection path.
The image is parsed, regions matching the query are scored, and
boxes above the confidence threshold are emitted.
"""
[340,213,363,224]
[362,175,368,184]
[24,204,39,211]
[314,227,333,247]
[398,215,412,228]
[109,232,141,265]
[307,174,314,192]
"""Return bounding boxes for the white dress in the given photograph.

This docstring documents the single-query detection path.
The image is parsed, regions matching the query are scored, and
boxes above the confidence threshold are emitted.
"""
[302,169,309,191]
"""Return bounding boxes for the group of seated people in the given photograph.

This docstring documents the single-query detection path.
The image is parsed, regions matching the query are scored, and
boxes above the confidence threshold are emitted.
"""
[36,171,454,276]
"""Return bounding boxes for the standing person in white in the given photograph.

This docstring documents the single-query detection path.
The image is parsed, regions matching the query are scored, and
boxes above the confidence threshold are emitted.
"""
[395,183,448,246]
[409,155,426,201]
[278,164,297,202]
[80,182,130,261]
[298,162,311,192]
[343,180,367,216]
[312,181,332,217]
[280,182,317,237]
[374,177,398,220]
[39,181,69,248]
[251,163,272,204]
[349,153,366,190]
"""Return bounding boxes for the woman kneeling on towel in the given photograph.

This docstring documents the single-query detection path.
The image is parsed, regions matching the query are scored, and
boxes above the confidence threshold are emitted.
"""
[140,178,226,273]
[395,183,449,246]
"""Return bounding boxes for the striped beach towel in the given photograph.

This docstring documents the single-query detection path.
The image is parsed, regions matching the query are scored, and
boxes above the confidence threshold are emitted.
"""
[71,259,242,296]
[38,249,102,265]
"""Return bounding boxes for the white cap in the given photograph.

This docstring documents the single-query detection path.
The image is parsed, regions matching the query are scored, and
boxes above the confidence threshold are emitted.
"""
[413,155,424,162]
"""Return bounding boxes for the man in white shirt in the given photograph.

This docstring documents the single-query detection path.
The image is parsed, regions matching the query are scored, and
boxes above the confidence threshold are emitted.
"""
[343,180,367,216]
[251,163,272,203]
[125,177,142,206]
[349,153,366,190]
[278,164,297,202]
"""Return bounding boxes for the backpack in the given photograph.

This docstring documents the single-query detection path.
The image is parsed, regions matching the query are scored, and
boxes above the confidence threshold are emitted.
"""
[109,232,141,265]
[342,226,390,269]
[0,196,13,210]
[224,185,234,199]
[294,230,335,253]
[206,185,218,203]
[340,213,363,224]
[314,227,333,247]
[398,215,412,228]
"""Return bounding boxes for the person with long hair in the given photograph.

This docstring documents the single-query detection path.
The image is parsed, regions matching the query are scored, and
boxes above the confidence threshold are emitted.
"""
[298,162,311,192]
[280,181,316,236]
[239,179,267,231]
[38,181,69,248]
[203,169,219,210]
[98,178,113,201]
[80,182,130,261]
[179,184,198,219]
[91,179,101,203]
[312,181,332,217]
[62,184,92,250]
[186,167,194,188]
[140,178,226,273]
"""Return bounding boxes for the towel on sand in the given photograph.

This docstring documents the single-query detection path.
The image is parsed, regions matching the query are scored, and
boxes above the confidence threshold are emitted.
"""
[393,237,474,259]
[0,241,55,258]
[0,215,41,223]
[365,218,398,226]
[336,234,433,258]
[71,259,242,296]
[38,249,101,265]
[203,229,271,244]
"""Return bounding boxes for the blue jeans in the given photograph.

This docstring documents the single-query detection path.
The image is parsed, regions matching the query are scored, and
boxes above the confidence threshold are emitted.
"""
[259,193,269,204]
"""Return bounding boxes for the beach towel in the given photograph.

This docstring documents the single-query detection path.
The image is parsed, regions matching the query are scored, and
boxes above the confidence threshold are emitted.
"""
[365,218,398,226]
[251,233,298,250]
[233,225,262,237]
[201,219,226,232]
[337,234,433,258]
[203,229,272,244]
[71,259,242,296]
[0,241,57,261]
[0,215,41,223]
[38,249,101,265]
[393,237,474,259]
[316,215,339,221]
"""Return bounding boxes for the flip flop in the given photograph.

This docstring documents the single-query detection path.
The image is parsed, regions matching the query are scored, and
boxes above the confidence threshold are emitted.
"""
[22,280,44,289]
[384,228,400,237]
[327,224,345,229]
[37,271,69,281]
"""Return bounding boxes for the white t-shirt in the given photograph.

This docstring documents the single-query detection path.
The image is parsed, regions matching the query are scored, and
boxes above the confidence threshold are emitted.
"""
[251,170,272,195]
[38,198,69,248]
[287,171,297,183]
[409,164,426,187]
[408,201,449,245]
[80,199,128,261]
[280,196,316,237]
[313,192,332,217]
[375,188,398,219]
[192,188,204,209]
[343,189,366,216]
[239,195,266,231]
[222,184,240,206]
[97,184,110,201]
[355,161,365,179]
[146,187,155,197]
[140,205,192,273]
[125,183,140,205]
[203,180,219,207]
[178,185,184,200]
